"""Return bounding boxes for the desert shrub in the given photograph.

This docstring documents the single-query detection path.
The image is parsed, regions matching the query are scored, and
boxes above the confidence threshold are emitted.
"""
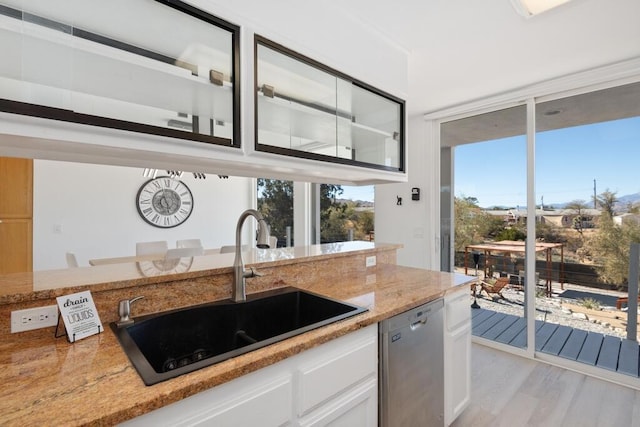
[578,297,601,310]
[495,227,526,242]
[536,222,566,243]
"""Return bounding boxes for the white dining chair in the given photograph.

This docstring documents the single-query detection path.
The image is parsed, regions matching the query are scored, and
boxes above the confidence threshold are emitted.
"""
[66,252,79,268]
[136,240,168,256]
[176,239,203,249]
[165,247,203,260]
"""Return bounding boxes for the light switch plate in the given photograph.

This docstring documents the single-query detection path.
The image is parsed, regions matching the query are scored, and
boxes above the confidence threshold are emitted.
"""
[11,305,59,333]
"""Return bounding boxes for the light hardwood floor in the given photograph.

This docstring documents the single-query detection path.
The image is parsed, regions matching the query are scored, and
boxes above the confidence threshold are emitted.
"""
[452,343,640,427]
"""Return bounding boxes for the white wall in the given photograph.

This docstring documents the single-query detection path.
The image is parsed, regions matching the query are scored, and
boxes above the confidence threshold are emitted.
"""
[33,160,253,270]
[375,117,439,269]
[195,0,408,99]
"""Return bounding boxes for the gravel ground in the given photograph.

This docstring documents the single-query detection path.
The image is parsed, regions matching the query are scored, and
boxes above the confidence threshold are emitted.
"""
[470,281,633,339]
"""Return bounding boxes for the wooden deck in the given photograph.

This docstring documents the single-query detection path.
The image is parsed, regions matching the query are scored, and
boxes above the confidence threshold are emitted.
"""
[472,308,640,377]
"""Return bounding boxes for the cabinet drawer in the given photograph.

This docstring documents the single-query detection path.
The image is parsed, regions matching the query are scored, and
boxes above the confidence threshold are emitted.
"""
[122,373,292,427]
[296,328,377,416]
[299,378,377,427]
[445,290,471,331]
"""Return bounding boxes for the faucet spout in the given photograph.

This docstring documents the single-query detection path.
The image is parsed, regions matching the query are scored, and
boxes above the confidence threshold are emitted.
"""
[233,209,271,302]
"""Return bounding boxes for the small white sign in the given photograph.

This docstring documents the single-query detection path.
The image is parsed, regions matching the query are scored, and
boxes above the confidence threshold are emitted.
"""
[56,290,103,342]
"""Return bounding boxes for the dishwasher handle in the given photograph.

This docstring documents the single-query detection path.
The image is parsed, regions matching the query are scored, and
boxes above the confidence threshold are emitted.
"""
[410,318,427,330]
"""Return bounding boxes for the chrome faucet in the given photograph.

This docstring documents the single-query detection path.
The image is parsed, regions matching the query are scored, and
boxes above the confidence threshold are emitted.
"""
[233,209,271,302]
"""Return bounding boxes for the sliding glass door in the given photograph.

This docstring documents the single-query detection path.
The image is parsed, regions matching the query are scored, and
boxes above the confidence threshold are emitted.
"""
[441,80,640,377]
[532,82,640,375]
[441,104,531,351]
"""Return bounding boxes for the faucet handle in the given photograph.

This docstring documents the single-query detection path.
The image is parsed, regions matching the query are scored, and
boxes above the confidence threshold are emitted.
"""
[117,296,144,327]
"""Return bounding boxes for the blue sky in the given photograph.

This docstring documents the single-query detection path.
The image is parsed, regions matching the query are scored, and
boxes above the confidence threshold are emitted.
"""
[341,185,375,202]
[454,116,640,208]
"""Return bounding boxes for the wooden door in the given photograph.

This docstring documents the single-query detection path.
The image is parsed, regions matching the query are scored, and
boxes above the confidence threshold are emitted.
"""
[0,157,33,274]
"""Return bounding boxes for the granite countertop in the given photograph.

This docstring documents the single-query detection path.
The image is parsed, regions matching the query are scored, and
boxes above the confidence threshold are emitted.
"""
[0,242,399,304]
[0,263,473,426]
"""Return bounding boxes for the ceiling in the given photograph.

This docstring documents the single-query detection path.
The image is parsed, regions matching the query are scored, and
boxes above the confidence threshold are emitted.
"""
[441,81,640,146]
[325,0,640,115]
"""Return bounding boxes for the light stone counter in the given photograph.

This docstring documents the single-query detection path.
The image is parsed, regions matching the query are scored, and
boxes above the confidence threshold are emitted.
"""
[0,241,393,303]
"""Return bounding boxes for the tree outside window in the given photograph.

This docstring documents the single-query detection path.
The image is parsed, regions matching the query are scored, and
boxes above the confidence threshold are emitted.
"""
[257,179,375,246]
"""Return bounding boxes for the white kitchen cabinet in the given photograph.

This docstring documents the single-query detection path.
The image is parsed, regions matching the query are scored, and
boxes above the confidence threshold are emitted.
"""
[443,288,472,426]
[255,36,405,173]
[296,325,378,426]
[121,324,377,427]
[0,0,239,147]
[121,368,293,427]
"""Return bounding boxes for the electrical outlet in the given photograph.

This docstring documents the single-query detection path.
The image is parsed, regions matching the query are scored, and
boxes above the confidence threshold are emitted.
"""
[11,305,58,333]
[366,255,377,267]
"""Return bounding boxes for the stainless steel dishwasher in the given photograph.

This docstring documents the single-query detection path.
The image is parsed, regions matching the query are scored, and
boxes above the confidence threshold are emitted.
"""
[379,298,444,427]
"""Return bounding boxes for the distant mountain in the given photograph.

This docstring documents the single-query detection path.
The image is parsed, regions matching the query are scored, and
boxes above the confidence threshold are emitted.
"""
[616,192,640,208]
[336,198,374,207]
[548,192,640,211]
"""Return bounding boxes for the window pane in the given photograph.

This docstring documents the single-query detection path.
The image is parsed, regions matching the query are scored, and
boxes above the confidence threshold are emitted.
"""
[320,184,374,243]
[443,104,528,350]
[257,178,293,247]
[535,82,640,351]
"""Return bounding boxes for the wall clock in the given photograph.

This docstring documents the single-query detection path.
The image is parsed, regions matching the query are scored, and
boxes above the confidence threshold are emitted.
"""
[136,177,193,228]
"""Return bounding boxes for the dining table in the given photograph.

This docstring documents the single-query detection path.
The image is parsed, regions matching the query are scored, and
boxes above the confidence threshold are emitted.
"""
[88,248,221,266]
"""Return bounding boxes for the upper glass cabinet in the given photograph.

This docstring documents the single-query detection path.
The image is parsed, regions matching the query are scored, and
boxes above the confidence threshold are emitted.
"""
[0,0,240,147]
[255,36,405,172]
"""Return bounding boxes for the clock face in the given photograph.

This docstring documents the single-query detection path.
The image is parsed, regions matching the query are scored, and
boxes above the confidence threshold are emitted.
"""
[136,177,193,228]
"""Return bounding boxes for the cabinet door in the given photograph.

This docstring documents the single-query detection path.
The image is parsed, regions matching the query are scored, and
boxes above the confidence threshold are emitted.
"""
[299,378,377,427]
[296,331,377,416]
[1,1,239,147]
[444,289,472,426]
[255,36,405,172]
[445,288,472,332]
[121,373,292,427]
[445,325,471,425]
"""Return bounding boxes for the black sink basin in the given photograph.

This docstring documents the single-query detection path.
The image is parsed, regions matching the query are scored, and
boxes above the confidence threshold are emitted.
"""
[111,287,367,385]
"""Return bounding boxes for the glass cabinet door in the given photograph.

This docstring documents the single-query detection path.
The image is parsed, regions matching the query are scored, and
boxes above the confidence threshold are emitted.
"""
[255,36,404,172]
[0,0,240,147]
[256,42,340,157]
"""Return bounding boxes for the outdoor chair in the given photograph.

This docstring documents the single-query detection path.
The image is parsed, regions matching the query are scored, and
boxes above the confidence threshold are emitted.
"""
[479,276,510,300]
[616,296,640,310]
